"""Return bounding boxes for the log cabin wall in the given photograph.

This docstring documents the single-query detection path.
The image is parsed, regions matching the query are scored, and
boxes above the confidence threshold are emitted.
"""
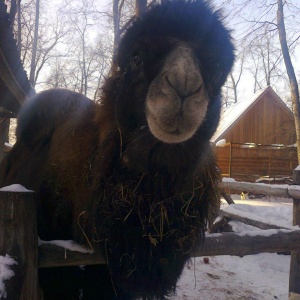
[215,144,297,182]
[213,87,298,182]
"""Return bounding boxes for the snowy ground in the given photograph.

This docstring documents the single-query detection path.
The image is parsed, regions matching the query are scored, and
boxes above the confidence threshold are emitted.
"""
[170,253,290,300]
[169,196,295,300]
[0,195,297,299]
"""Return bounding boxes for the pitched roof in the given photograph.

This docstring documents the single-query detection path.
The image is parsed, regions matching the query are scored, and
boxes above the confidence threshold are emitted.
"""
[0,0,34,114]
[211,86,292,143]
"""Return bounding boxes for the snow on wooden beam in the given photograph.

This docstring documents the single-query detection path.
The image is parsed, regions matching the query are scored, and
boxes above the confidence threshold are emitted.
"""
[222,178,300,199]
[219,209,290,230]
[38,229,300,268]
[198,230,300,257]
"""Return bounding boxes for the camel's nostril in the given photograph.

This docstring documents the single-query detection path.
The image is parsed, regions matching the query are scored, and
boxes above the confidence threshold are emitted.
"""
[165,75,176,90]
[165,71,203,99]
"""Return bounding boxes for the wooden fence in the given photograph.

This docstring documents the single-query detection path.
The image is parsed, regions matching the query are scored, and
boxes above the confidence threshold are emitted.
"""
[0,168,300,299]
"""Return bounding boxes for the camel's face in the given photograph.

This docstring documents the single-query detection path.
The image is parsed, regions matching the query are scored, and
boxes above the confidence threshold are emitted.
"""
[146,43,208,143]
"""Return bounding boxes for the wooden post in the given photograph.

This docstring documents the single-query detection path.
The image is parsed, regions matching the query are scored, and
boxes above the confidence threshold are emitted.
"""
[289,166,300,297]
[0,189,40,299]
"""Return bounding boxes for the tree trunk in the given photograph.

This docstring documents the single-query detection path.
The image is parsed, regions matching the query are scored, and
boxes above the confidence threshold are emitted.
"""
[230,73,238,103]
[111,0,146,74]
[29,0,40,86]
[277,0,300,164]
[17,0,21,53]
[135,0,147,17]
[9,0,17,25]
[111,0,124,73]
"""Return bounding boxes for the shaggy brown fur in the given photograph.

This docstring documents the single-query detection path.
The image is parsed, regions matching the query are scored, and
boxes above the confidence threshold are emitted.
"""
[0,1,234,299]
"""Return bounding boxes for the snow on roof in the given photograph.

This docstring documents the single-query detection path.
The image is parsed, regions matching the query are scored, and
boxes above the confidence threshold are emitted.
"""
[211,88,269,143]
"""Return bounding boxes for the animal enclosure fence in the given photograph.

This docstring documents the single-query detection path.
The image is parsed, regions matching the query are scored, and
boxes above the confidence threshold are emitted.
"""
[0,169,300,299]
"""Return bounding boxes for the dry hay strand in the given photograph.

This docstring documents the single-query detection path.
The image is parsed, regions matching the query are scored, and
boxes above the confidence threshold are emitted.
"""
[91,166,221,255]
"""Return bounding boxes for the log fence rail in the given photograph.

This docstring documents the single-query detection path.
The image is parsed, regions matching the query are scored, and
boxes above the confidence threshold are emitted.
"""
[1,167,300,299]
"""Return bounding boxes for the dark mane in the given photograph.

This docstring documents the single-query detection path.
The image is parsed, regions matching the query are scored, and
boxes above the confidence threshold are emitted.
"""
[0,1,234,299]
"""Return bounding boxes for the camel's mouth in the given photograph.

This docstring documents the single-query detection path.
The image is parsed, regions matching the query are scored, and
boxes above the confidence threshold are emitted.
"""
[146,92,208,143]
[145,43,209,144]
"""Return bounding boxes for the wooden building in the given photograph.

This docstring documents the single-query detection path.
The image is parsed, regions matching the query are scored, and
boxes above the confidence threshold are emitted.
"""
[0,0,34,159]
[212,86,298,182]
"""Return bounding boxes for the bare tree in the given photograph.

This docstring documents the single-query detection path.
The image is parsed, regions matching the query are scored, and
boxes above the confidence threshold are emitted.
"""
[112,0,125,69]
[16,0,21,51]
[243,25,287,94]
[110,0,153,72]
[34,0,111,98]
[56,0,111,97]
[29,0,39,85]
[10,0,73,88]
[224,48,246,106]
[33,18,70,87]
[220,0,299,110]
[277,0,300,163]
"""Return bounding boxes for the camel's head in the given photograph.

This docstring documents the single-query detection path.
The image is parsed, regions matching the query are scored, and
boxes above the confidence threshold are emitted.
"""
[114,0,235,144]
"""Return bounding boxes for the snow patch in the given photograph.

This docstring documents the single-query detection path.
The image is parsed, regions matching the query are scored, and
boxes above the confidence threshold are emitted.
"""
[38,239,94,254]
[237,228,298,237]
[216,139,227,147]
[0,255,17,299]
[168,197,297,299]
[222,177,236,183]
[222,203,298,229]
[0,184,33,193]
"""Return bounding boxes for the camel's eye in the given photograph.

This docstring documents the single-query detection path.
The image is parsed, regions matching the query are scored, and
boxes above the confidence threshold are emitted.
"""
[132,55,142,69]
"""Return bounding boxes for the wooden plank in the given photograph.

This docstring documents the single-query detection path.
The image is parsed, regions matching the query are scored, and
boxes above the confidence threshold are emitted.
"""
[0,48,27,105]
[221,190,235,204]
[38,230,300,268]
[0,107,16,118]
[289,292,300,300]
[0,118,9,161]
[289,166,300,294]
[0,190,40,299]
[0,111,16,118]
[198,230,300,257]
[38,243,105,268]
